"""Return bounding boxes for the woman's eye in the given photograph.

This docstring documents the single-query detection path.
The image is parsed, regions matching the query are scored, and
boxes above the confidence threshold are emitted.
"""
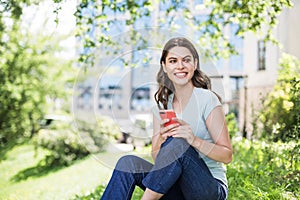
[183,59,191,63]
[169,59,176,64]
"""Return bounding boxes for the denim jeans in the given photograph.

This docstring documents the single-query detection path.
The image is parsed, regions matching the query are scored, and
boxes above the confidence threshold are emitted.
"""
[100,137,228,200]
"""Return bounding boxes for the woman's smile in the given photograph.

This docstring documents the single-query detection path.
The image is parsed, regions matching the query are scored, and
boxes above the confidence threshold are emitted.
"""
[174,72,188,78]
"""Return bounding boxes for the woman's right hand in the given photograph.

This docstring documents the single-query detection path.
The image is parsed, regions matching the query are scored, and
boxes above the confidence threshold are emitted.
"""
[159,118,180,140]
[152,115,179,160]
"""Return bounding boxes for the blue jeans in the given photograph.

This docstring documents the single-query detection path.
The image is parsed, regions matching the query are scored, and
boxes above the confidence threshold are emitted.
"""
[100,137,228,200]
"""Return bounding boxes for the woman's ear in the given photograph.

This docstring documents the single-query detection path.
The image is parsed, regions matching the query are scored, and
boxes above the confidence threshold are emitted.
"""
[194,59,198,70]
[162,62,167,73]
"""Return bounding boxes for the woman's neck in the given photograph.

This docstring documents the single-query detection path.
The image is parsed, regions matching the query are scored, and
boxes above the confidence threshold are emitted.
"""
[173,84,194,113]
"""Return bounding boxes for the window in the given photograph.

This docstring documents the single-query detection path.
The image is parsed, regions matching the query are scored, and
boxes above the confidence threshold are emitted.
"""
[258,40,266,71]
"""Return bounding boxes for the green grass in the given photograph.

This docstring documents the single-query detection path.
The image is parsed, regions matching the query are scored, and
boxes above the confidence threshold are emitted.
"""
[75,139,300,200]
[1,140,299,200]
[226,138,299,200]
[0,144,115,200]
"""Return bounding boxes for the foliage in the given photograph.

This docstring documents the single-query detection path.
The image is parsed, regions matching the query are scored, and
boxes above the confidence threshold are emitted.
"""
[0,0,293,153]
[72,184,106,200]
[33,122,89,166]
[75,116,122,153]
[227,138,299,199]
[73,139,300,199]
[253,54,300,142]
[0,24,73,157]
[33,116,121,166]
[226,112,239,139]
[72,0,292,66]
[0,4,74,157]
[72,184,144,200]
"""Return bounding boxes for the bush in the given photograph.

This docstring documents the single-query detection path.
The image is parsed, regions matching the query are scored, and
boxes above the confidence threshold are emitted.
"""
[253,54,300,142]
[34,116,121,166]
[34,121,89,166]
[226,112,239,139]
[227,138,299,199]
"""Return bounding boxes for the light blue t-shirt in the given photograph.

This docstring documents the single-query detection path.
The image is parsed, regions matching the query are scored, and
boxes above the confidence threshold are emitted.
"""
[153,87,228,186]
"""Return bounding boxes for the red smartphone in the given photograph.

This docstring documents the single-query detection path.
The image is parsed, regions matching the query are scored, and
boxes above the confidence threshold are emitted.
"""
[159,110,178,127]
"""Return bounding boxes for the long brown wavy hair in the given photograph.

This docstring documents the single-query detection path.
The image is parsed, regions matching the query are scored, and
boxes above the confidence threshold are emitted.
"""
[154,37,220,109]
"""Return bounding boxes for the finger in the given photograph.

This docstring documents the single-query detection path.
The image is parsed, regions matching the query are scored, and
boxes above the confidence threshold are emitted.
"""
[160,118,170,127]
[172,118,187,125]
[161,134,168,140]
[161,130,174,139]
[161,126,178,138]
[164,123,180,132]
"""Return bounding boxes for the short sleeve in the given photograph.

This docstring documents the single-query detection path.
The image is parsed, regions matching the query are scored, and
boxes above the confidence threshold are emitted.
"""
[203,91,221,120]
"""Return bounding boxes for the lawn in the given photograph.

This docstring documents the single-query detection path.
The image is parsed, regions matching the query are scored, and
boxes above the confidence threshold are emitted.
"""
[0,139,299,200]
[75,138,300,200]
[0,144,115,200]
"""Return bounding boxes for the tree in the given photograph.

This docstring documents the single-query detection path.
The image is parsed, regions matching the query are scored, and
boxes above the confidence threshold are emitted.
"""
[0,19,74,157]
[70,0,292,66]
[1,0,293,65]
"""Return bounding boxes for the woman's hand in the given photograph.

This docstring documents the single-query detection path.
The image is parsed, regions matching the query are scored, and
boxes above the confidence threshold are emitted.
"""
[159,118,179,141]
[160,118,195,145]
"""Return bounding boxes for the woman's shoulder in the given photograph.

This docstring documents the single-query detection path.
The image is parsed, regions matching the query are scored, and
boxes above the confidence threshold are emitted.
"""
[194,87,214,96]
[194,88,222,119]
[194,87,221,104]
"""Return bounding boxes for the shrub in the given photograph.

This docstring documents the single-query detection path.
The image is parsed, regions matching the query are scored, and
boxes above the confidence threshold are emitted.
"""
[34,116,122,166]
[226,112,239,139]
[34,121,89,166]
[253,54,300,142]
[227,138,299,199]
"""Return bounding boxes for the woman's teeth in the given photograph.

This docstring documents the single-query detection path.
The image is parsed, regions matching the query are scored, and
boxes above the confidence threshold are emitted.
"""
[175,72,187,78]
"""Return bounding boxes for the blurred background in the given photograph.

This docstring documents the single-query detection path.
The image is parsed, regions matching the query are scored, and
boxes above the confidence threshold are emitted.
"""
[0,0,299,199]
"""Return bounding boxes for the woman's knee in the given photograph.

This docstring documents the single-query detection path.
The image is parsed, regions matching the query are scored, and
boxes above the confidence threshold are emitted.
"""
[161,137,190,153]
[115,155,153,173]
[115,155,138,171]
[155,138,189,164]
[158,137,198,163]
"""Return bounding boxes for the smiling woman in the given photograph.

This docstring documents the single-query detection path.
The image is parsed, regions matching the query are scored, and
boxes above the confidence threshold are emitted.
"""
[155,37,215,111]
[162,46,197,88]
[100,37,232,200]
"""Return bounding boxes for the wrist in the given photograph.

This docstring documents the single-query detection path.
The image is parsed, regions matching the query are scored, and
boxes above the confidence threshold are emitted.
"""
[191,136,202,147]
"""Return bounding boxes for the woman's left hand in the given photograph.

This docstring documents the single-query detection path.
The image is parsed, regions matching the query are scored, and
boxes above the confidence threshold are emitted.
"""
[169,118,196,145]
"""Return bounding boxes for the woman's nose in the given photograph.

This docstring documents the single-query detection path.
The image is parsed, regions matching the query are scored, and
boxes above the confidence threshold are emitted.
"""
[176,60,185,69]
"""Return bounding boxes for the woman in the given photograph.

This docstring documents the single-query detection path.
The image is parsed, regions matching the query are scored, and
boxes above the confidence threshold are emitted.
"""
[101,37,232,200]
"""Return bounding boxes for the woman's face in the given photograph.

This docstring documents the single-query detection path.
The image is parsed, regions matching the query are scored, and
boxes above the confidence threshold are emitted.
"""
[162,46,197,88]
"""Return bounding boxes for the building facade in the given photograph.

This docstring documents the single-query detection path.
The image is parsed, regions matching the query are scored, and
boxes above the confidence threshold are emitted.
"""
[239,0,300,137]
[74,1,300,137]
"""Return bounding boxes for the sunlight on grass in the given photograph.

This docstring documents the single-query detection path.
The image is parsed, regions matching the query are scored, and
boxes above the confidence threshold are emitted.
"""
[0,144,115,200]
[0,143,153,200]
[2,140,298,200]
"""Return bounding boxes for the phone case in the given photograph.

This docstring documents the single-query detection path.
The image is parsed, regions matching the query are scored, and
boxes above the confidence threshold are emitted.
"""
[159,110,178,127]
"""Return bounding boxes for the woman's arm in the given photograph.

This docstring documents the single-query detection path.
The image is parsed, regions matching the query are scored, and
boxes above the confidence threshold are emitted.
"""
[151,114,164,161]
[168,106,232,164]
[191,106,233,164]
